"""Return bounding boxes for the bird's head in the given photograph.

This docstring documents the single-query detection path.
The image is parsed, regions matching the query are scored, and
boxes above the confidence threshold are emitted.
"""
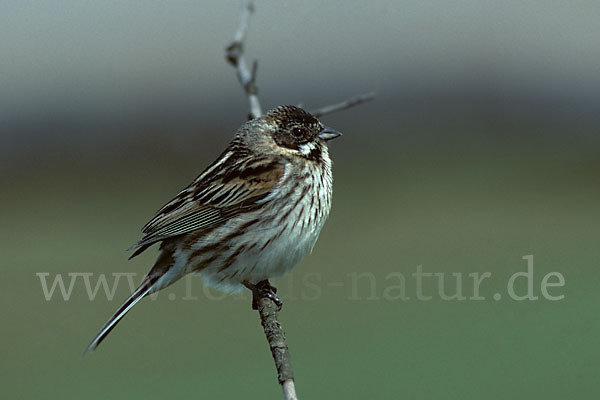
[239,105,342,162]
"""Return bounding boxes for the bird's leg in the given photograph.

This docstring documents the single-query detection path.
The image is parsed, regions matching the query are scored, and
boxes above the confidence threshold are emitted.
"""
[243,279,283,311]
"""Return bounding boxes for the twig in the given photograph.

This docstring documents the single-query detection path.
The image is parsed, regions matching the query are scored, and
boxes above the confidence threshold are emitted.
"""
[255,296,298,400]
[224,3,373,399]
[226,0,262,119]
[310,92,375,118]
[225,2,297,399]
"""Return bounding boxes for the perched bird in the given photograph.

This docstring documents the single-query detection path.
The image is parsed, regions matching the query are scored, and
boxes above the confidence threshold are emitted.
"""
[85,105,342,353]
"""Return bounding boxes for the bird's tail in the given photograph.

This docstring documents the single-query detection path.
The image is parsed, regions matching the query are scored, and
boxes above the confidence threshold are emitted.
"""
[83,276,157,355]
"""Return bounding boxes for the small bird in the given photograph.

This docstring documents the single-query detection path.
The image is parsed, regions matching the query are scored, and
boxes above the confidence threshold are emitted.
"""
[85,105,342,353]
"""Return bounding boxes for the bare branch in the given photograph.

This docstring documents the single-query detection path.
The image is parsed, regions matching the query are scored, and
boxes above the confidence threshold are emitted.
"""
[255,296,299,400]
[227,4,298,399]
[225,4,372,400]
[226,0,262,119]
[310,92,375,118]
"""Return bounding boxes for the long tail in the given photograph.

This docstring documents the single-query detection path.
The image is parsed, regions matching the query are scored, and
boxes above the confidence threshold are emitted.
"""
[83,277,157,355]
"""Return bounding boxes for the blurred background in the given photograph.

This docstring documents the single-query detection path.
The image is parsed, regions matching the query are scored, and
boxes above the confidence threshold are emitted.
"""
[2,0,599,398]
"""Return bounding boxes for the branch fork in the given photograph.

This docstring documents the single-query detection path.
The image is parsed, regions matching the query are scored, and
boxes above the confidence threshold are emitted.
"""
[225,1,374,399]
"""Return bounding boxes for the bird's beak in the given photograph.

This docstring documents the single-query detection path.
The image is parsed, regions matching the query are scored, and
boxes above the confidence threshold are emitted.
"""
[317,126,343,141]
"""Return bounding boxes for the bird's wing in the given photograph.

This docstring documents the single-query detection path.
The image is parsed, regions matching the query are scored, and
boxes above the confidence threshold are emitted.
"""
[128,157,285,258]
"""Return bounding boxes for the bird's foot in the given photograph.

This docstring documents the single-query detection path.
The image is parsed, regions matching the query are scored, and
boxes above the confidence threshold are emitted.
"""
[243,280,283,311]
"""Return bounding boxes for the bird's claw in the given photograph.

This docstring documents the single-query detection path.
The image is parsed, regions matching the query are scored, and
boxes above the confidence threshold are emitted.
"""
[243,280,283,311]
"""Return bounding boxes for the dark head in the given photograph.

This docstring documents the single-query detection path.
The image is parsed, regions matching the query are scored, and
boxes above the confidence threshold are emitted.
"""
[237,105,342,162]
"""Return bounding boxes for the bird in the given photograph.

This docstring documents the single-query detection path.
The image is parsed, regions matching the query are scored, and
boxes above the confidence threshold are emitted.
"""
[84,105,342,353]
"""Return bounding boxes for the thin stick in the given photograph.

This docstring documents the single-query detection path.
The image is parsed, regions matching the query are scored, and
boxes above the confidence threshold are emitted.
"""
[226,0,263,119]
[226,2,298,399]
[225,3,373,399]
[310,92,375,118]
[255,296,299,400]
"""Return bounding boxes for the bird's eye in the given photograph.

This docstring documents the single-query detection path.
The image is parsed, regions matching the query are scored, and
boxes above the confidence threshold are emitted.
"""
[292,127,306,138]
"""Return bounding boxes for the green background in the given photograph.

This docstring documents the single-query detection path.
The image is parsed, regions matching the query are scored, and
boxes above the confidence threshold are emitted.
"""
[4,127,599,399]
[2,1,599,398]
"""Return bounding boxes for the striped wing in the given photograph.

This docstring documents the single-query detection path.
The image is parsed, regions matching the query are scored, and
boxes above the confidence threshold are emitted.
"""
[128,155,285,258]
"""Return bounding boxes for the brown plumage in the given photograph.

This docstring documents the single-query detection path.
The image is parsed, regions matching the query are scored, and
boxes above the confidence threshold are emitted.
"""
[85,105,342,353]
